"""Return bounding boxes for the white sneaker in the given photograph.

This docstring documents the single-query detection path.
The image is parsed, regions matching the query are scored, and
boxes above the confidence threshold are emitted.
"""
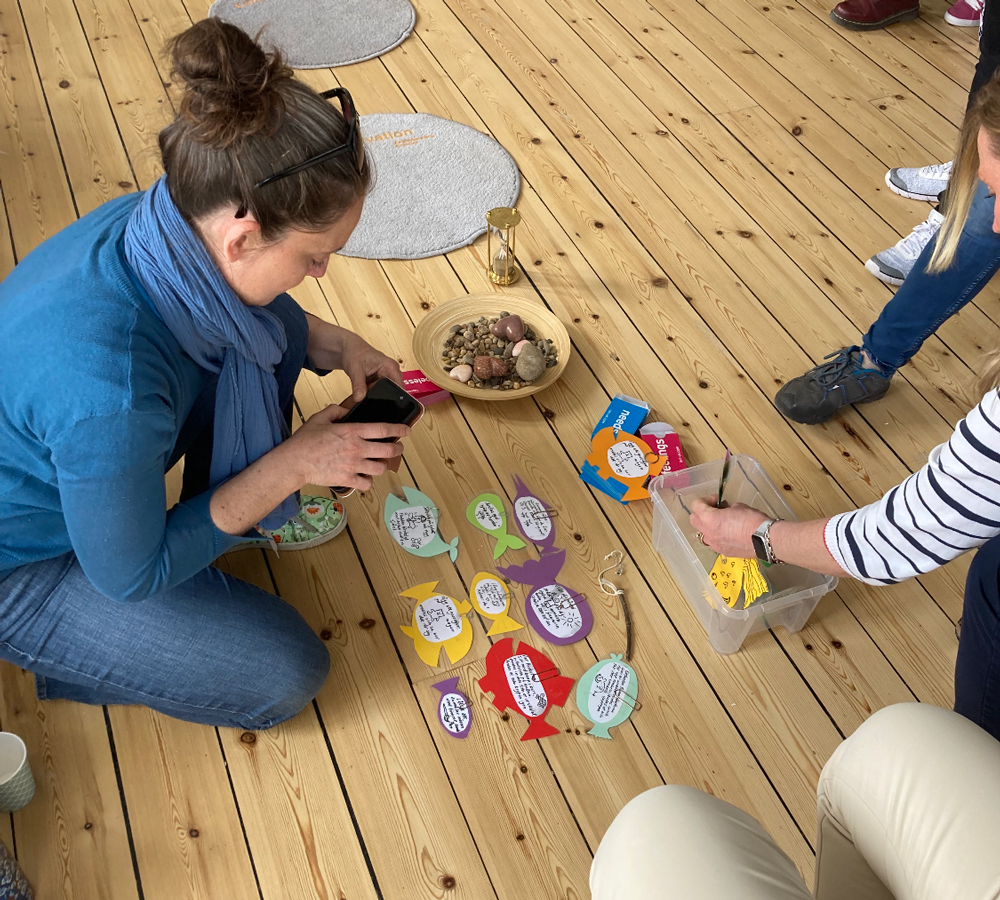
[865,209,944,286]
[885,161,952,202]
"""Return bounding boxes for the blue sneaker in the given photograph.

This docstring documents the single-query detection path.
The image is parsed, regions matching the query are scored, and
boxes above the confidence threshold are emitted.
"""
[775,347,892,424]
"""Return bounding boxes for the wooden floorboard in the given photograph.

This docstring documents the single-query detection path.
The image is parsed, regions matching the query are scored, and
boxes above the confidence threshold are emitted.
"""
[1,0,976,892]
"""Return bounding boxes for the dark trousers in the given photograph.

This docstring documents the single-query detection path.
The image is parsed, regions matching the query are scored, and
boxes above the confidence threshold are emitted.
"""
[956,535,1000,741]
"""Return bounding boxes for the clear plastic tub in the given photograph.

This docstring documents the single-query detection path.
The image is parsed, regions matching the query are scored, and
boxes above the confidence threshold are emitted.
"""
[649,455,837,654]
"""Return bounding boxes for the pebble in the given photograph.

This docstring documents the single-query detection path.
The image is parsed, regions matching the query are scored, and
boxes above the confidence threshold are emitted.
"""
[491,314,525,342]
[449,364,473,383]
[515,343,546,381]
[474,355,508,379]
[512,340,530,357]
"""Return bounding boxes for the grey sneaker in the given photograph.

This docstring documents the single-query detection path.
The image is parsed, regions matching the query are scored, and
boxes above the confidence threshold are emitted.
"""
[885,160,951,202]
[775,347,893,424]
[865,208,944,286]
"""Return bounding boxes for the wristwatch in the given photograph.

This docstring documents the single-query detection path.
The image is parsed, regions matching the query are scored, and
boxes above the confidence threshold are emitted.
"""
[751,518,783,565]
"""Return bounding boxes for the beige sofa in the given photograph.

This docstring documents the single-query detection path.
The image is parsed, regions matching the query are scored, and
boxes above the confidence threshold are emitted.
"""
[590,703,1000,900]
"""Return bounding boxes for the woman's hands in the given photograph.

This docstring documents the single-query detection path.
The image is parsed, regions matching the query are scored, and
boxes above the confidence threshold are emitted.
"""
[287,404,409,494]
[304,315,402,401]
[689,498,768,558]
[338,330,403,402]
[689,498,847,577]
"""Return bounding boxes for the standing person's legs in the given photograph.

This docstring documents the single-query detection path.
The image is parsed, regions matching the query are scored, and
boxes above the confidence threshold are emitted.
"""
[589,785,811,900]
[862,181,1000,374]
[0,553,329,728]
[776,182,1000,424]
[173,292,311,501]
[955,535,1000,740]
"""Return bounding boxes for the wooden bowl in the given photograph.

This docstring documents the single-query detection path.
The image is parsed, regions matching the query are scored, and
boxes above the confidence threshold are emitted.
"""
[412,294,571,401]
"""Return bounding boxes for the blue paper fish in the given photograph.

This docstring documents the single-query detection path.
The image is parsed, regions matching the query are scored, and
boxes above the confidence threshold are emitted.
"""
[575,654,640,740]
[384,486,459,561]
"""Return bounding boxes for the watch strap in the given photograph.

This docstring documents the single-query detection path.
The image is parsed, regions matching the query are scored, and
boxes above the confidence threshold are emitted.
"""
[752,518,783,565]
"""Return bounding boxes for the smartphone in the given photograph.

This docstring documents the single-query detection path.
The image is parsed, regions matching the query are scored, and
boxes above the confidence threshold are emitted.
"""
[332,378,423,496]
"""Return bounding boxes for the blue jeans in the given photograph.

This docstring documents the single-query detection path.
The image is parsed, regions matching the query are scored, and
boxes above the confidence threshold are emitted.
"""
[0,294,330,729]
[956,536,1000,742]
[863,182,1000,374]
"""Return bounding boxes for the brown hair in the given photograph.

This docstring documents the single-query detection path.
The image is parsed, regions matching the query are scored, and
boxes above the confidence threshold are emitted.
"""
[158,19,369,240]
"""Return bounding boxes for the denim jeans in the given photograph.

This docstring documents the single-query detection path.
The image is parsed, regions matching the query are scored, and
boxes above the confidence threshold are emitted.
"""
[863,181,1000,374]
[955,535,1000,742]
[0,293,330,729]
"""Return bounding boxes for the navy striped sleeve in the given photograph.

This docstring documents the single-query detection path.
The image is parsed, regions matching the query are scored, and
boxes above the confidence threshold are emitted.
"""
[825,390,1000,585]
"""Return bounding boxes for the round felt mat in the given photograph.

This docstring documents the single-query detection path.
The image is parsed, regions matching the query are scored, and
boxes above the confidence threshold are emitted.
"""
[209,0,415,69]
[340,113,521,260]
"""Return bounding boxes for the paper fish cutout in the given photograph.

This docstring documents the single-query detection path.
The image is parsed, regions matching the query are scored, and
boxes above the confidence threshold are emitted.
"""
[575,654,640,740]
[468,572,523,636]
[511,475,559,552]
[479,637,574,740]
[399,581,473,667]
[466,493,527,560]
[709,555,770,609]
[433,677,472,739]
[585,427,668,502]
[498,548,593,645]
[384,486,459,561]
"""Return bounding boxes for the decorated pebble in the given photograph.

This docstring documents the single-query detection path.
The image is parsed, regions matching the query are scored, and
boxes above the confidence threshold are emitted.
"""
[474,355,508,379]
[515,343,546,381]
[511,339,530,357]
[491,314,525,343]
[450,364,473,383]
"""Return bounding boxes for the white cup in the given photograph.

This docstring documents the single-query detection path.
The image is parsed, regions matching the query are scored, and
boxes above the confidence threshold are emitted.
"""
[0,733,35,813]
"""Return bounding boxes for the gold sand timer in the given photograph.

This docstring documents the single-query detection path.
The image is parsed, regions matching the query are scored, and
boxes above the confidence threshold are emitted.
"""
[486,206,521,285]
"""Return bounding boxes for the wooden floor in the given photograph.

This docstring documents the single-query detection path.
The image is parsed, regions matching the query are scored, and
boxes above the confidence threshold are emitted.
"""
[0,0,988,893]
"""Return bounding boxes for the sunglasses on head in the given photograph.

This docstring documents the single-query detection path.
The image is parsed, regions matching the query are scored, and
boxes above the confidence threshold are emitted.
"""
[234,87,363,219]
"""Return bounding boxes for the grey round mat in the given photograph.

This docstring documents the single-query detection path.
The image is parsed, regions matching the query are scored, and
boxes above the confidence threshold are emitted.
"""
[340,113,521,260]
[209,0,415,69]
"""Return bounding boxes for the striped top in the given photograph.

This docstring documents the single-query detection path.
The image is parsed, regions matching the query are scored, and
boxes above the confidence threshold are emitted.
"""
[824,390,1000,586]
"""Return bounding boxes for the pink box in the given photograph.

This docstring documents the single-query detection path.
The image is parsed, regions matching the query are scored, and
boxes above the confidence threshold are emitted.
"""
[402,370,450,406]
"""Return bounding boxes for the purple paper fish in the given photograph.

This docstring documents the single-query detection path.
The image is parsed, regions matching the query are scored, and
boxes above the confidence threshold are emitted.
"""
[433,677,472,739]
[498,547,593,645]
[511,475,558,553]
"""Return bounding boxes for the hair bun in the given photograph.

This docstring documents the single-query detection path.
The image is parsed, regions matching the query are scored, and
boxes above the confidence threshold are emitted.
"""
[169,18,293,149]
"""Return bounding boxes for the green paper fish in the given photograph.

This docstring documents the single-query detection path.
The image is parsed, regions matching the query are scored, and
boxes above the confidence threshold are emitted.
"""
[466,493,527,560]
[575,653,640,740]
[384,487,459,562]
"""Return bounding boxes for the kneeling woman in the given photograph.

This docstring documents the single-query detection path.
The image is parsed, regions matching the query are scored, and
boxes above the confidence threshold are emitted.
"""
[0,21,407,729]
[693,74,1000,743]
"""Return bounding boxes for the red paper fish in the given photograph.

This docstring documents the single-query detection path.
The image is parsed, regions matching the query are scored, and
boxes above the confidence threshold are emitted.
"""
[478,637,574,740]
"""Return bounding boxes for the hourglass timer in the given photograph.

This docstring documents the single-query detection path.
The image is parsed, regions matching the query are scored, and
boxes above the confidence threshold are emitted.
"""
[485,206,521,286]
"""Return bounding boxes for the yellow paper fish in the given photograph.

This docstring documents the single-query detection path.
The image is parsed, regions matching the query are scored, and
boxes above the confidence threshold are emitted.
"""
[469,572,523,636]
[709,554,743,608]
[709,556,769,609]
[399,581,474,667]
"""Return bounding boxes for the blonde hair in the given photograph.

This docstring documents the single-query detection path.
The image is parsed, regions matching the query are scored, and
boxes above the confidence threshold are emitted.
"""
[927,75,1000,391]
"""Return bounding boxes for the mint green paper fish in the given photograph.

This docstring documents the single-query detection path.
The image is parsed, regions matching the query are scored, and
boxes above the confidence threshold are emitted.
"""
[575,654,640,740]
[466,493,526,560]
[384,487,459,562]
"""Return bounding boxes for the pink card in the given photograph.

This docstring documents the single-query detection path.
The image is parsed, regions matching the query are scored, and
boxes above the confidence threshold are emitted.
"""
[402,370,450,405]
[639,422,686,473]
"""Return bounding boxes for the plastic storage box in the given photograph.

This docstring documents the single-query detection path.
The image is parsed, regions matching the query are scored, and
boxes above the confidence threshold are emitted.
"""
[649,455,837,654]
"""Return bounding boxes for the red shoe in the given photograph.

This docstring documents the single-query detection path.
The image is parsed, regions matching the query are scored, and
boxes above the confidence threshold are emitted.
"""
[830,0,919,29]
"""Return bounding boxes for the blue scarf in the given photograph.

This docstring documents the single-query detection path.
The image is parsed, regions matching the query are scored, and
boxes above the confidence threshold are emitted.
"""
[124,176,297,531]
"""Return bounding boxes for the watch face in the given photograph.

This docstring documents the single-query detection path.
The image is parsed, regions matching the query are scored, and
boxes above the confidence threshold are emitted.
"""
[751,533,768,561]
